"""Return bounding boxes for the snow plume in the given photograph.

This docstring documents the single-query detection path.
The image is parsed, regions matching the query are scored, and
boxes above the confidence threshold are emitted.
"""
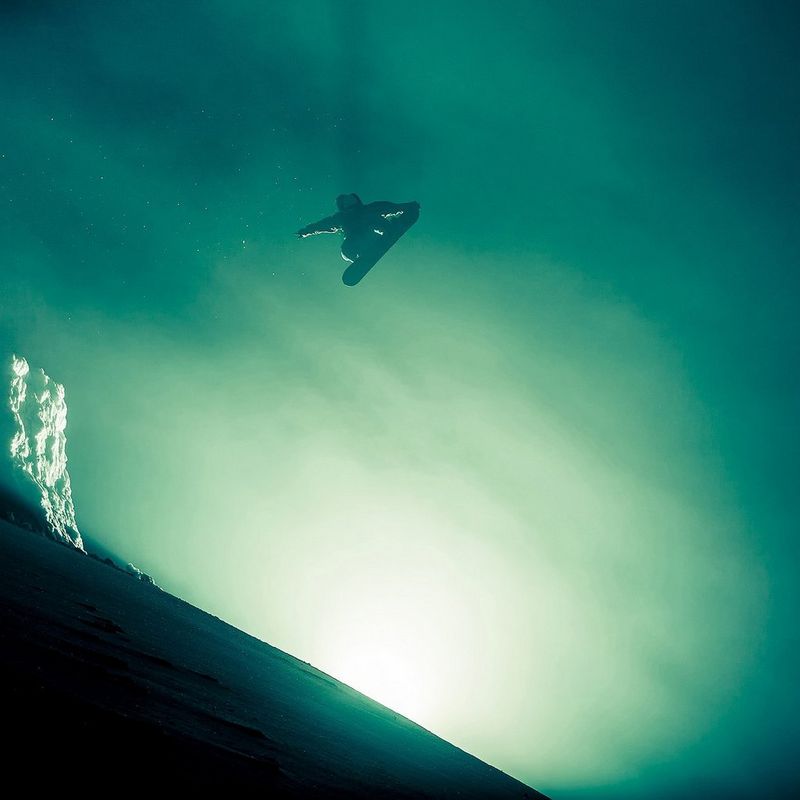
[127,562,159,588]
[7,355,83,549]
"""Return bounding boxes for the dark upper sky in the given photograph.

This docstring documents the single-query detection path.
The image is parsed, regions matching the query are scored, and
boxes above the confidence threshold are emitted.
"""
[2,2,799,797]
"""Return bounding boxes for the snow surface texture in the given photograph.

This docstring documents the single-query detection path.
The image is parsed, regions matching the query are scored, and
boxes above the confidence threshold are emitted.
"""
[8,355,83,550]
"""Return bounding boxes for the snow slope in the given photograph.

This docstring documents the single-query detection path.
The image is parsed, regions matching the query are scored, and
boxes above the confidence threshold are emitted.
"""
[0,520,546,797]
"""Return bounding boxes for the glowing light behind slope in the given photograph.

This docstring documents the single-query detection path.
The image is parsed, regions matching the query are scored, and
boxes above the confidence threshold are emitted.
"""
[45,256,758,791]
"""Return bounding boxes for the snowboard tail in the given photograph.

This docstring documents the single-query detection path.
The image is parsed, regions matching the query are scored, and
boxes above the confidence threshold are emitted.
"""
[341,204,419,286]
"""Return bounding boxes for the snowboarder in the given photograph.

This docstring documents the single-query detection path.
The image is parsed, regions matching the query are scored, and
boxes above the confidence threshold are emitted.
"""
[296,193,420,285]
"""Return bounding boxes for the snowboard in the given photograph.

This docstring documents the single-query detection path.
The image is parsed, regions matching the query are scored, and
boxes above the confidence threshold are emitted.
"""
[341,202,420,286]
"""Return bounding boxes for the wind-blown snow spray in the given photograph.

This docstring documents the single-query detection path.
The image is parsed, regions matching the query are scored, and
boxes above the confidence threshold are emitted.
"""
[7,355,83,549]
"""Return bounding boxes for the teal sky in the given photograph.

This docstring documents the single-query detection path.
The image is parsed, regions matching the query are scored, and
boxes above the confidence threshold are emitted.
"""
[2,2,798,797]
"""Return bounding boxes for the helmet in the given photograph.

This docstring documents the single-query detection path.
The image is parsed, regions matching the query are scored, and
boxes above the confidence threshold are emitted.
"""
[336,193,363,211]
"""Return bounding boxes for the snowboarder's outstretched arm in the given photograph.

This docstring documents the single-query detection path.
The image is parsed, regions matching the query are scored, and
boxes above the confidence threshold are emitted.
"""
[296,212,344,238]
[367,200,419,221]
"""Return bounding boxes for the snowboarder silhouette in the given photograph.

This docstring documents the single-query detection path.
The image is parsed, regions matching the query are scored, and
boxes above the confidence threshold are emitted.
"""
[296,193,420,285]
